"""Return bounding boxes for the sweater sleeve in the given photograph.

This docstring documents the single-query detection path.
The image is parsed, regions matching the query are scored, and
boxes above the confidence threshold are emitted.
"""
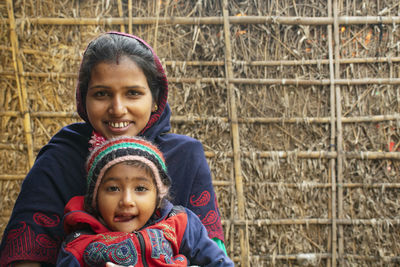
[187,141,225,242]
[158,134,225,242]
[56,244,82,267]
[180,208,234,267]
[0,123,90,266]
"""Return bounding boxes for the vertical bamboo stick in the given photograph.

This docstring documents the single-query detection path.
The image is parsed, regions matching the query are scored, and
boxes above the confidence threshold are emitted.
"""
[327,0,337,266]
[6,0,34,169]
[153,0,161,53]
[333,0,344,262]
[221,0,248,265]
[117,0,126,33]
[128,0,132,34]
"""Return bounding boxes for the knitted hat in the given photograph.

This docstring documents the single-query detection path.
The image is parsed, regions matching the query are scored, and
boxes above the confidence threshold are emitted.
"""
[84,136,171,213]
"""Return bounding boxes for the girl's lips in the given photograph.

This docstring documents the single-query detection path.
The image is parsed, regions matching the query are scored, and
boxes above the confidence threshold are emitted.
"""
[114,214,136,222]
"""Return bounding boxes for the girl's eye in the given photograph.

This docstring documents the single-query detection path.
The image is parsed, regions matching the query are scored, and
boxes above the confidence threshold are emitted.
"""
[136,186,148,192]
[106,186,120,192]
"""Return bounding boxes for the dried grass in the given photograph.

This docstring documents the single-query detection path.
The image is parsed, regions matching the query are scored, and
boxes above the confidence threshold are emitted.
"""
[1,0,400,266]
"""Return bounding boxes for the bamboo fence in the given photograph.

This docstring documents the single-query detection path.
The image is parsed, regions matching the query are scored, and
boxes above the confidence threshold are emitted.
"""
[1,0,400,266]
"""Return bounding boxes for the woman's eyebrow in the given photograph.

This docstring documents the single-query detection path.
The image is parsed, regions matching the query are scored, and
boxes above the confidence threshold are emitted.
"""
[88,85,109,90]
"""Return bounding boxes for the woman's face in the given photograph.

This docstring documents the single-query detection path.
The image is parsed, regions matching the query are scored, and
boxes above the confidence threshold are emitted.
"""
[86,56,155,139]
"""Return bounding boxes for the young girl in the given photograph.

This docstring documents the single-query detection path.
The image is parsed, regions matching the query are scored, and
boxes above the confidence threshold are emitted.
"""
[56,137,233,266]
[0,32,225,266]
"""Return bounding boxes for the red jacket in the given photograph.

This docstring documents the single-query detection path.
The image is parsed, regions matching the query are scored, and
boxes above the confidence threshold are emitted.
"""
[57,196,233,266]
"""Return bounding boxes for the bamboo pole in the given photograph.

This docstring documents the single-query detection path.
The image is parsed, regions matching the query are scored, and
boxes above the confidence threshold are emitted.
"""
[219,218,400,226]
[117,0,126,33]
[153,0,161,53]
[6,0,34,169]
[0,174,26,180]
[4,45,400,66]
[241,182,400,189]
[2,140,399,160]
[1,111,399,126]
[6,15,400,26]
[333,0,344,262]
[4,71,400,86]
[128,0,132,34]
[221,0,248,265]
[233,254,400,263]
[232,253,332,262]
[0,211,397,226]
[3,171,400,189]
[327,0,337,264]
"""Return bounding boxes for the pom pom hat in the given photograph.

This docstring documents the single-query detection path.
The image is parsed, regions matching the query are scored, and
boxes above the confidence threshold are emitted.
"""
[84,136,171,213]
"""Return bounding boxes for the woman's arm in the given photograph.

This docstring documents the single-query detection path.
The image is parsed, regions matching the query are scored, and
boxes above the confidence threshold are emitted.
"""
[180,209,234,266]
[12,262,41,267]
[0,124,90,266]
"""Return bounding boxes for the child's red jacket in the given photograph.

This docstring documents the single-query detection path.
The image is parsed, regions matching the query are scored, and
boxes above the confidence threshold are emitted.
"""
[56,196,233,266]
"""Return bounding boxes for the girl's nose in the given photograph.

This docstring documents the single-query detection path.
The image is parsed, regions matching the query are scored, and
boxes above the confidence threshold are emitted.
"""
[108,95,127,116]
[120,191,135,207]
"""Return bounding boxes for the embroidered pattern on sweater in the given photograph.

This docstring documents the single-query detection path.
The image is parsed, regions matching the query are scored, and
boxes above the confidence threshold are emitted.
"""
[98,233,129,242]
[33,212,60,227]
[158,222,177,246]
[148,229,173,262]
[83,238,138,266]
[147,229,185,264]
[0,222,59,265]
[190,190,211,206]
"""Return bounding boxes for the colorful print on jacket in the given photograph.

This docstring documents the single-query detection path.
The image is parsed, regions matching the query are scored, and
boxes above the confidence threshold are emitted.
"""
[57,196,233,266]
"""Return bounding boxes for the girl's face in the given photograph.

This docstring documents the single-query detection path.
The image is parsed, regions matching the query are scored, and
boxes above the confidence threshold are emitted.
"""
[97,162,157,233]
[86,56,155,139]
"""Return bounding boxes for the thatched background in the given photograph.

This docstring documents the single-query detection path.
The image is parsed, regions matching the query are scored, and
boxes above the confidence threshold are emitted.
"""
[1,0,400,266]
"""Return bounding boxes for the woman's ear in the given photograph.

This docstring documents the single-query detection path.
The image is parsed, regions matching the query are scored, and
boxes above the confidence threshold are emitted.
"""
[152,103,158,113]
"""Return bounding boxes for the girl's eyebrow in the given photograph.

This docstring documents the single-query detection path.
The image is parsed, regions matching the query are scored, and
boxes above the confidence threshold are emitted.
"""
[101,176,119,184]
[101,176,154,184]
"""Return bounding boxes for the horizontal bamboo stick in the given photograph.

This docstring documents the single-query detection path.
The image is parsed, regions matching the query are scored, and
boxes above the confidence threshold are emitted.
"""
[0,174,26,180]
[244,182,400,189]
[2,15,400,26]
[220,218,400,226]
[1,112,398,125]
[1,209,398,226]
[4,72,400,86]
[230,254,400,262]
[1,142,399,160]
[343,254,400,262]
[232,253,332,261]
[3,46,400,66]
[2,174,398,190]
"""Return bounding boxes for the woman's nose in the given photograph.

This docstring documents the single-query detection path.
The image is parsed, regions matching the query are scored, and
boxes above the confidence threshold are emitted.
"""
[108,95,127,116]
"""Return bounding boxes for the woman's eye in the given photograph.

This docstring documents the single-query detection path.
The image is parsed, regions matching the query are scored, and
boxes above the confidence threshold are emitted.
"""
[93,91,108,98]
[127,90,140,97]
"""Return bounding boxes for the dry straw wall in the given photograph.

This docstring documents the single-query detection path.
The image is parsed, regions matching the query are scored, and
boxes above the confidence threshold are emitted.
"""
[1,0,400,266]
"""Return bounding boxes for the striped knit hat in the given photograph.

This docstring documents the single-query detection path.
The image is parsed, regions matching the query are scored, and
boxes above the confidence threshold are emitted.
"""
[84,136,171,213]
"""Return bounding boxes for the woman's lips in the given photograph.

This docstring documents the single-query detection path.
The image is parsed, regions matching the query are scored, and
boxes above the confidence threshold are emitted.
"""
[105,121,132,133]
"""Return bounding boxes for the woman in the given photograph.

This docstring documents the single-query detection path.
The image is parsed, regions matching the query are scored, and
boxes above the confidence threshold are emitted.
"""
[0,32,225,266]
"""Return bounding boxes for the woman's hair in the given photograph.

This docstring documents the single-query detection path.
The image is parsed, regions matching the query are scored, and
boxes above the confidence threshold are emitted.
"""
[78,33,164,109]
